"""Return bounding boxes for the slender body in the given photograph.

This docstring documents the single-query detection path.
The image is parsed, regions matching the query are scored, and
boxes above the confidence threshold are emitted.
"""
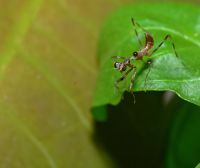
[113,18,178,103]
[130,32,154,60]
[138,33,154,58]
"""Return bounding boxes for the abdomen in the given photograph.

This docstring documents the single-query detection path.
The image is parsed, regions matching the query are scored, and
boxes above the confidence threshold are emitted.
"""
[145,32,154,50]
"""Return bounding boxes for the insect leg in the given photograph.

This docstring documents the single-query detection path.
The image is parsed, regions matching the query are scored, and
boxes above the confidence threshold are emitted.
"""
[129,65,137,103]
[149,34,178,57]
[115,67,133,89]
[131,18,147,32]
[141,60,153,91]
[128,65,137,91]
[131,18,143,48]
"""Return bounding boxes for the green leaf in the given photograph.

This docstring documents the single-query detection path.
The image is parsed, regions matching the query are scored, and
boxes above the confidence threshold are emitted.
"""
[165,101,200,168]
[0,1,115,167]
[195,163,200,168]
[92,3,200,120]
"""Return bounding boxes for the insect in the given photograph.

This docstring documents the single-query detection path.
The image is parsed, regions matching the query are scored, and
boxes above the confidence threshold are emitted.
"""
[113,18,178,102]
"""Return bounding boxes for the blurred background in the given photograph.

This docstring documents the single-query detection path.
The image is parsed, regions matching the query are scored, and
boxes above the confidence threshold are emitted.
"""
[0,0,200,168]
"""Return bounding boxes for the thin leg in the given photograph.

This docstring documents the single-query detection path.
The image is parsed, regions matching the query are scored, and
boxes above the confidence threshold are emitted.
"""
[143,60,153,91]
[131,18,147,32]
[129,67,137,91]
[140,59,153,91]
[115,63,137,103]
[131,18,143,48]
[129,67,137,104]
[115,67,133,89]
[149,34,178,57]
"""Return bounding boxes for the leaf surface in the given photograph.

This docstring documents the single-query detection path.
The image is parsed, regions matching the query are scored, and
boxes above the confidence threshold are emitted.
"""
[93,3,200,120]
[0,0,119,167]
[196,163,200,168]
[165,101,200,168]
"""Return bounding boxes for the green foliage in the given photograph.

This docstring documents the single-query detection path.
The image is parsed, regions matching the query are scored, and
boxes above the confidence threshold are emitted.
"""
[92,3,200,168]
[196,163,200,168]
[0,1,113,167]
[1,1,200,167]
[92,3,200,120]
[165,101,200,168]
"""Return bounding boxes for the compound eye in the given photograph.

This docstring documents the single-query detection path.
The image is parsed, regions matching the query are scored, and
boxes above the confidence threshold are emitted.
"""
[133,51,138,56]
[114,62,119,68]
